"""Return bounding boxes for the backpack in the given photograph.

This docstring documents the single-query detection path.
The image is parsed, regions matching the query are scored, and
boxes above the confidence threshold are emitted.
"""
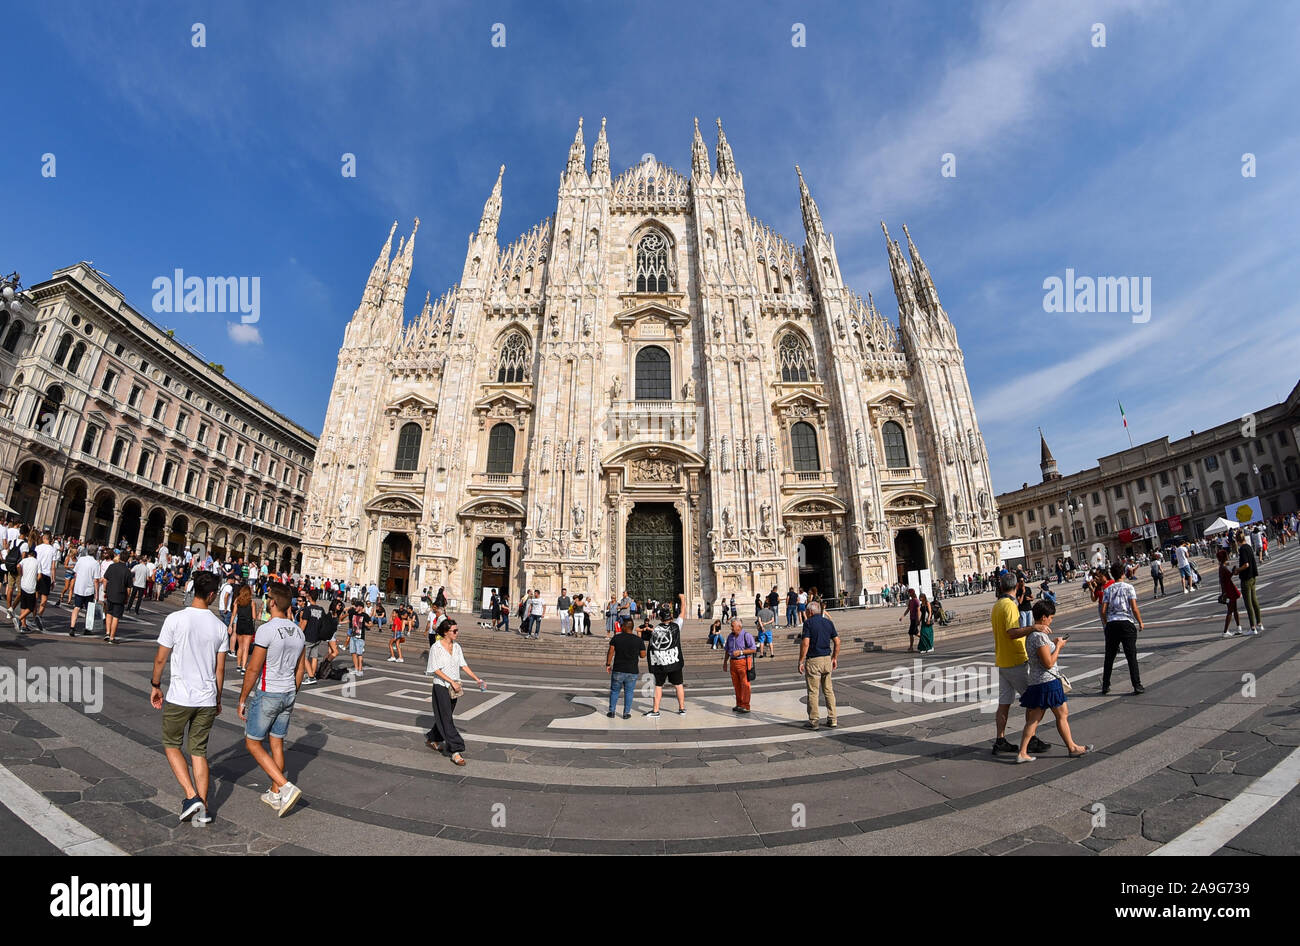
[4,545,22,572]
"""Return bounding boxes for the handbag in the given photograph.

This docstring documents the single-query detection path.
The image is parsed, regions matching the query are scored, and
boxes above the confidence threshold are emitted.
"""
[745,633,757,682]
[1056,669,1072,694]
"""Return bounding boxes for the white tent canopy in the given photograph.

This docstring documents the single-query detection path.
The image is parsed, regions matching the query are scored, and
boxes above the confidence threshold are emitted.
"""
[1203,517,1238,536]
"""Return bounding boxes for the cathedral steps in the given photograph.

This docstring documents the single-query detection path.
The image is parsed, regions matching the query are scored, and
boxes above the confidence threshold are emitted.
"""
[433,611,992,666]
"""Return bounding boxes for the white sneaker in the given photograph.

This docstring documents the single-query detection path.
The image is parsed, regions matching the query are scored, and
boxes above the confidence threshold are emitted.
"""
[396,658,404,663]
[387,656,397,662]
[277,781,302,817]
[1256,625,1264,633]
[1222,629,1237,638]
[1246,627,1260,636]
[260,789,281,810]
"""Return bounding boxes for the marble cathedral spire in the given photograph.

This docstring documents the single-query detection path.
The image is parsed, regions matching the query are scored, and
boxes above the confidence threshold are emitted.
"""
[565,117,587,181]
[714,117,736,179]
[902,223,942,314]
[795,165,824,241]
[361,220,398,314]
[691,116,710,179]
[478,165,505,243]
[380,218,418,324]
[591,117,610,182]
[881,221,918,307]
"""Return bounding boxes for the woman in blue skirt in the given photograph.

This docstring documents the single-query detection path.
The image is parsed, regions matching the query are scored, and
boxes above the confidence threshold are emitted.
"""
[1016,599,1093,763]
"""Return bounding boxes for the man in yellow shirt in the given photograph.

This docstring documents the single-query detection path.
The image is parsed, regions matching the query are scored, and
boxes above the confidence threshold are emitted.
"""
[991,572,1050,755]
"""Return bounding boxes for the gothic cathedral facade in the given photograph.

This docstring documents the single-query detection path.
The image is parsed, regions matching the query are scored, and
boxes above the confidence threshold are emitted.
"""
[302,118,1002,607]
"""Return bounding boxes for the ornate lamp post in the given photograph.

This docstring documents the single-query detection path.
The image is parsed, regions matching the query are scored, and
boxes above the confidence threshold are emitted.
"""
[1179,481,1200,538]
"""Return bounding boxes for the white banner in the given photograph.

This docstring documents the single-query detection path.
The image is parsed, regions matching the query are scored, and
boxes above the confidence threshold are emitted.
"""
[999,538,1024,560]
[1227,497,1263,526]
[907,569,933,601]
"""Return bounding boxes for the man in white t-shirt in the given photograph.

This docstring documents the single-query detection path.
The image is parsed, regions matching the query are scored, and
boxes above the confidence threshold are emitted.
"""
[16,548,40,633]
[217,576,235,629]
[238,582,306,817]
[4,525,30,613]
[526,590,545,639]
[151,570,227,823]
[33,531,56,630]
[95,551,111,604]
[68,546,101,637]
[129,556,150,615]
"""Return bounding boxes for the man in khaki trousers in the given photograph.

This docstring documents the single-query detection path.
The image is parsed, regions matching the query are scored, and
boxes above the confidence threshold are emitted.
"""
[797,601,839,730]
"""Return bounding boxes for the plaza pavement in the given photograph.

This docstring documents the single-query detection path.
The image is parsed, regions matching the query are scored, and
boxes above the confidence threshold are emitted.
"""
[0,545,1297,856]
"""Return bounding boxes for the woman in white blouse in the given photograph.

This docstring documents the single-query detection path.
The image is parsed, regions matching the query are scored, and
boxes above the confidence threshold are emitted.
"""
[424,621,484,766]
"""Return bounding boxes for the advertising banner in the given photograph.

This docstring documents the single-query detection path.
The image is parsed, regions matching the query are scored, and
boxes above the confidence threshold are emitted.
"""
[1226,497,1263,525]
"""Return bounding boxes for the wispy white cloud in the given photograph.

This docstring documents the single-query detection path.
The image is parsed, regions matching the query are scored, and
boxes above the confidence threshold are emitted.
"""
[826,0,1156,230]
[227,322,263,345]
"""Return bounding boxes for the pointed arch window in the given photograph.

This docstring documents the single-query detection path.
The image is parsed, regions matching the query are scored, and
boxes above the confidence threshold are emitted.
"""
[486,423,516,474]
[495,331,530,383]
[791,421,820,471]
[777,332,813,383]
[635,345,671,400]
[394,422,422,471]
[882,421,909,469]
[635,232,670,293]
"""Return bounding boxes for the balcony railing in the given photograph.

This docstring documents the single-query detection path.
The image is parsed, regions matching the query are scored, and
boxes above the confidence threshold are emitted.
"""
[607,398,698,441]
[782,469,835,488]
[469,471,525,490]
[376,468,426,489]
[881,466,923,481]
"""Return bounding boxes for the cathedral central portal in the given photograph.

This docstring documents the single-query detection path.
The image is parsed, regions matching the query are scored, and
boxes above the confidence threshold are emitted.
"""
[624,502,683,606]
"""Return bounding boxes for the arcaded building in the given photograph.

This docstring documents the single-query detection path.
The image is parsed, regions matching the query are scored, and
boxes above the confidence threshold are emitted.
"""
[0,263,315,568]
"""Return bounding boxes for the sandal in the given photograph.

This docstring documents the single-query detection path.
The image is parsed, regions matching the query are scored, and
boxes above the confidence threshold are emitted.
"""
[1068,745,1094,757]
[451,754,466,766]
[1015,755,1035,764]
[425,738,441,752]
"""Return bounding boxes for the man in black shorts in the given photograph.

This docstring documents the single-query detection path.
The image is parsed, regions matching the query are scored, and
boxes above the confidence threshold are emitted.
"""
[103,549,133,644]
[644,592,687,718]
[297,589,326,684]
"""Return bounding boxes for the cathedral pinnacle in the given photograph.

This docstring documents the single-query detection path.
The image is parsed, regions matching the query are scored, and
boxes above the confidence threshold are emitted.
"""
[715,117,736,179]
[381,219,417,319]
[795,165,824,240]
[360,220,398,314]
[591,117,610,180]
[901,223,945,326]
[566,117,587,180]
[479,165,504,241]
[691,117,710,179]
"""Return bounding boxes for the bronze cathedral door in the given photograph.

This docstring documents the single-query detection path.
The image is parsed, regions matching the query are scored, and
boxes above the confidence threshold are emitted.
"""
[624,503,683,606]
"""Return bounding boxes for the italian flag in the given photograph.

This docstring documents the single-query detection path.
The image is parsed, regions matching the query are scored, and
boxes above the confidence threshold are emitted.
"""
[1119,400,1128,429]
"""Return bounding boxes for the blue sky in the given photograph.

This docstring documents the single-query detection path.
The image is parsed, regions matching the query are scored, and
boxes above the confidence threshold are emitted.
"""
[5,0,1298,492]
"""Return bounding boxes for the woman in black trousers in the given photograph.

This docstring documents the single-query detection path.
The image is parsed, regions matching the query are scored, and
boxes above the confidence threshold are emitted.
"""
[424,621,485,766]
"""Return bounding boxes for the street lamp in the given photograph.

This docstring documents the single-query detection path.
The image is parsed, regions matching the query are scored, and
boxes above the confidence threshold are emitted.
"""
[1,272,25,312]
[1179,481,1200,538]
